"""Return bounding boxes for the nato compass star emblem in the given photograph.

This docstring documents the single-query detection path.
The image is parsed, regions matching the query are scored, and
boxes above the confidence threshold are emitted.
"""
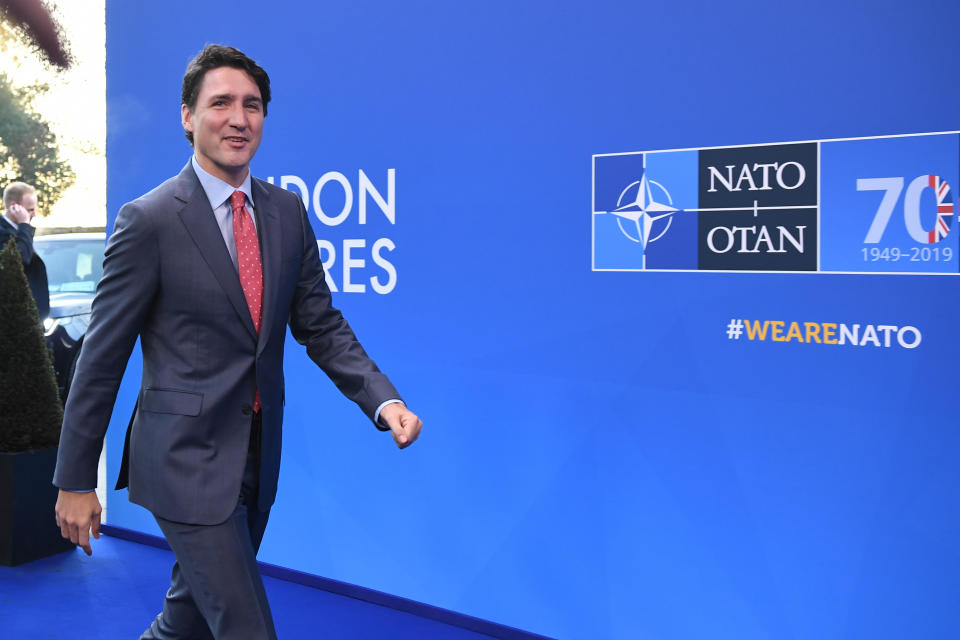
[593,150,700,271]
[610,173,679,248]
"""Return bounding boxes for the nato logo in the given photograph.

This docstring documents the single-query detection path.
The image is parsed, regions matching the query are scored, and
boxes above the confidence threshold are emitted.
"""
[594,132,960,275]
[593,144,816,271]
[593,150,698,270]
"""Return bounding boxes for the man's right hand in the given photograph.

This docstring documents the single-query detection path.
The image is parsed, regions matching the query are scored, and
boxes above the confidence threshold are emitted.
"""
[7,202,30,224]
[55,489,102,555]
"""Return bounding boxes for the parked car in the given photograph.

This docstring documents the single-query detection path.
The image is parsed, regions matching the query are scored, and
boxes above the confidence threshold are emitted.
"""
[34,231,106,402]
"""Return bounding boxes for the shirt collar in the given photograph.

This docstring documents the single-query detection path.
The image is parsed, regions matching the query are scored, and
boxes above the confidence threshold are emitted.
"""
[191,155,254,210]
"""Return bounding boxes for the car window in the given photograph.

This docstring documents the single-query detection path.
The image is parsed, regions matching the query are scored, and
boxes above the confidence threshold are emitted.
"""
[35,239,105,293]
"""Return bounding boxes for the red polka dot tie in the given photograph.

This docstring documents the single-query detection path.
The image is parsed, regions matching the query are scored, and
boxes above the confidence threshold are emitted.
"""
[231,190,262,411]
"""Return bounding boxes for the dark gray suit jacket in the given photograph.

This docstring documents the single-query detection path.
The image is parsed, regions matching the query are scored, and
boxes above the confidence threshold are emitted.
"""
[53,162,399,525]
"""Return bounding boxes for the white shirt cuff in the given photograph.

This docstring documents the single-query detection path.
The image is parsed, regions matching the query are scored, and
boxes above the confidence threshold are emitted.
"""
[374,399,404,426]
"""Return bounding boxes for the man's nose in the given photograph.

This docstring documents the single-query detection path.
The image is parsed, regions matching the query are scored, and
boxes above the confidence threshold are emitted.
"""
[227,104,248,129]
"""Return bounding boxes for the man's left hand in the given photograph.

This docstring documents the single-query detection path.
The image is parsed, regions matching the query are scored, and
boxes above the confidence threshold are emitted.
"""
[380,403,422,449]
[7,202,31,224]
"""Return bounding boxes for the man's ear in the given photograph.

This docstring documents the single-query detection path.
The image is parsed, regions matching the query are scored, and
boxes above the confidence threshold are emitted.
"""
[181,104,193,134]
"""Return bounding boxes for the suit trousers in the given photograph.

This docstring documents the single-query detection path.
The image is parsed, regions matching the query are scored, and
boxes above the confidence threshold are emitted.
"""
[140,414,277,640]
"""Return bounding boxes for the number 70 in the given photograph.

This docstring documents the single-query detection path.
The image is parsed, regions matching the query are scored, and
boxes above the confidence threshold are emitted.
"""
[857,175,954,244]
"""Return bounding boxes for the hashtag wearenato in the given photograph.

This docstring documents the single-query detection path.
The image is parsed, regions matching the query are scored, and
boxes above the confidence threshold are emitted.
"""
[726,319,921,349]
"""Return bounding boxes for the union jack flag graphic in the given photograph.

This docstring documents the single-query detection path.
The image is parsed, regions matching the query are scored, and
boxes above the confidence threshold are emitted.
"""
[928,174,954,243]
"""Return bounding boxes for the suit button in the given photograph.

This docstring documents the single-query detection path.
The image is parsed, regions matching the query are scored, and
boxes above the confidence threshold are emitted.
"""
[241,404,252,416]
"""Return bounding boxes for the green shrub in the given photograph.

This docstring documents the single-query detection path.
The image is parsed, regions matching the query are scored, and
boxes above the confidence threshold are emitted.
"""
[0,237,62,451]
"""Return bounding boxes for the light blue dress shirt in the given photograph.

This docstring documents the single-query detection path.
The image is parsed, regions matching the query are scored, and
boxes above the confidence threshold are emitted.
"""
[191,155,255,270]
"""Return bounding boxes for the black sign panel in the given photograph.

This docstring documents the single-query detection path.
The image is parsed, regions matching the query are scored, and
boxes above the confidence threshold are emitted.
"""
[695,142,818,270]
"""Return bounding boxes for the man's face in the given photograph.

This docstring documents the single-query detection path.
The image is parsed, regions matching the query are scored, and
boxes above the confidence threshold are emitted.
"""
[20,193,37,220]
[182,66,264,187]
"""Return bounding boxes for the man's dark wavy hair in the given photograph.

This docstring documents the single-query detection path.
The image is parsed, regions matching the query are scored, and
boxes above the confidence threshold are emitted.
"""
[181,44,271,145]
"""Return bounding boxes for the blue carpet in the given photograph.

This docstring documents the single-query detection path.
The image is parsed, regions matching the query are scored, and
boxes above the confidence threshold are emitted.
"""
[0,535,499,639]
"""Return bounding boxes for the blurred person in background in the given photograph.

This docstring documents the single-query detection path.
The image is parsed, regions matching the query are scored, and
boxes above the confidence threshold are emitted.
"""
[1,181,49,321]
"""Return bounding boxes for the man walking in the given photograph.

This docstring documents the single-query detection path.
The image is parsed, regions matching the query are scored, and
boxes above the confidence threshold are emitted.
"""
[1,181,49,321]
[53,44,421,639]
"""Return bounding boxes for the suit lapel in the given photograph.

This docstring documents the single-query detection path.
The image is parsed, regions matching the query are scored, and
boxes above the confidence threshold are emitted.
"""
[252,177,281,356]
[174,163,258,340]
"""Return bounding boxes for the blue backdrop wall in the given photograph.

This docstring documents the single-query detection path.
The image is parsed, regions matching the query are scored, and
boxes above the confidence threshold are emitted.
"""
[103,2,960,638]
